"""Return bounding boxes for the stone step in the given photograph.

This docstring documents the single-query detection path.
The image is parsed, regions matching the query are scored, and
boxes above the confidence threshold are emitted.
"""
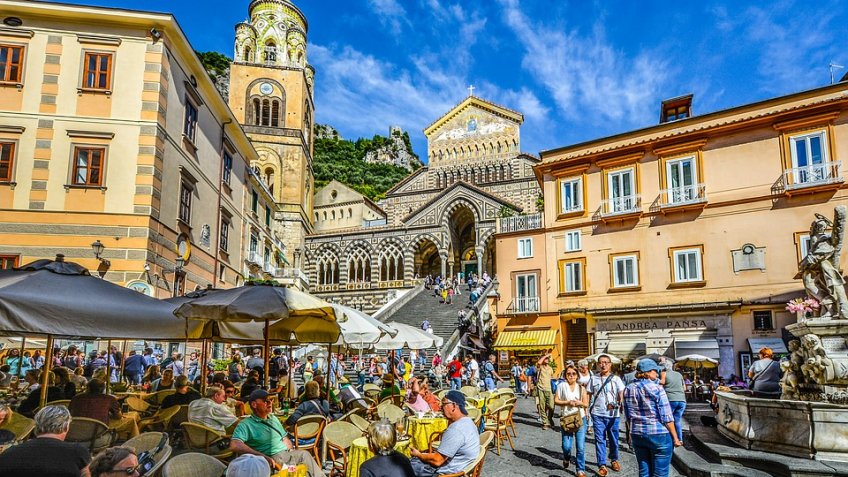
[672,446,777,477]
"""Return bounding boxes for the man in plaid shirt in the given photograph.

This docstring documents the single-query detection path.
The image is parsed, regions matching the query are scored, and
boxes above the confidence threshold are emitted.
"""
[623,360,682,477]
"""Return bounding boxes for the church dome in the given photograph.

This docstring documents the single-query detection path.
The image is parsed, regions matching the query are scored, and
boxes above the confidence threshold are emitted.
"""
[248,0,308,33]
[236,0,309,67]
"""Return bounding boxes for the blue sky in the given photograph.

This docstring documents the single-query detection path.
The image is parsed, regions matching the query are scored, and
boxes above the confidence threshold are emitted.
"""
[62,0,848,161]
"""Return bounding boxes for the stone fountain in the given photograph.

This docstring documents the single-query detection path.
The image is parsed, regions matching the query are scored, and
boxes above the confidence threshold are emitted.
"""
[717,205,848,462]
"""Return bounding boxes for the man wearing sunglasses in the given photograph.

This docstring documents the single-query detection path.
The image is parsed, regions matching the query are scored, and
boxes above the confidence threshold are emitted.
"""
[90,447,140,477]
[229,389,324,476]
[409,390,479,477]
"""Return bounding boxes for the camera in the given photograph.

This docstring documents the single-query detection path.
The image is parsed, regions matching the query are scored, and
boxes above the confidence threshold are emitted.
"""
[607,403,620,411]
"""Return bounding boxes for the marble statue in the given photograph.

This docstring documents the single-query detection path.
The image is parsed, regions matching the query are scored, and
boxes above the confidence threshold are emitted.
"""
[798,205,848,319]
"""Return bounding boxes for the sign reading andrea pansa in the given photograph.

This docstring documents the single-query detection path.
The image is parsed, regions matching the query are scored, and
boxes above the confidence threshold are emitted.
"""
[595,317,718,332]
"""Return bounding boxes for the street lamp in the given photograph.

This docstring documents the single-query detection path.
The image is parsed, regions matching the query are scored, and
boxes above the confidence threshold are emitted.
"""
[173,257,185,297]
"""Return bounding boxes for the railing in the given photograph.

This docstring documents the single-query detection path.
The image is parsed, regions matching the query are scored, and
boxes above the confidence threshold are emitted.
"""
[377,280,405,289]
[263,262,275,275]
[498,213,543,233]
[441,280,496,358]
[507,296,541,314]
[247,251,262,267]
[363,218,387,228]
[784,161,842,189]
[600,195,641,216]
[273,267,308,283]
[660,184,707,207]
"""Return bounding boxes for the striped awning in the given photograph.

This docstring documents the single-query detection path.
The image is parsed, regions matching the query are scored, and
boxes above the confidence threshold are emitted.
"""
[493,329,558,351]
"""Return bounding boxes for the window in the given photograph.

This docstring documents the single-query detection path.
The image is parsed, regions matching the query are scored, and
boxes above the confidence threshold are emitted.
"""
[559,259,585,293]
[517,238,533,258]
[559,177,583,214]
[0,141,15,182]
[672,247,703,283]
[789,131,828,184]
[753,310,774,331]
[611,254,638,288]
[251,190,259,214]
[607,168,636,213]
[222,152,232,185]
[249,233,258,254]
[0,45,24,83]
[265,205,271,227]
[82,52,112,90]
[178,182,192,223]
[666,156,698,203]
[664,105,689,122]
[263,247,271,266]
[218,263,226,282]
[72,146,105,186]
[514,273,539,312]
[183,97,198,142]
[799,233,811,260]
[0,255,18,270]
[219,218,229,252]
[565,230,581,252]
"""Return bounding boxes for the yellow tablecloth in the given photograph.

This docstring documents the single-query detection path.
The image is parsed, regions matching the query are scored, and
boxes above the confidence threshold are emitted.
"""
[407,416,448,451]
[346,436,411,477]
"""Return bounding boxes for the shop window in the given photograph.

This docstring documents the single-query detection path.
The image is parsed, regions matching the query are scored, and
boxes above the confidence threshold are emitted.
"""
[753,311,774,331]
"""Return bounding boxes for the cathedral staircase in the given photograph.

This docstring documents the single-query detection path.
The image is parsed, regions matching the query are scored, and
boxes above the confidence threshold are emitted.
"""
[377,285,466,357]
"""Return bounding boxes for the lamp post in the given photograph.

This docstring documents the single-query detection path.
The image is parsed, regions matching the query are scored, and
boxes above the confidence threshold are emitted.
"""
[173,256,185,297]
[90,240,110,273]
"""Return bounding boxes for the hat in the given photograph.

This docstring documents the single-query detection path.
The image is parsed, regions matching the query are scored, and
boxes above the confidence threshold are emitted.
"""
[226,454,271,477]
[636,359,662,374]
[444,390,468,415]
[247,389,270,402]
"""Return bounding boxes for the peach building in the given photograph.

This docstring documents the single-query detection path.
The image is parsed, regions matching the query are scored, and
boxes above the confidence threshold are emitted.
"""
[494,82,848,378]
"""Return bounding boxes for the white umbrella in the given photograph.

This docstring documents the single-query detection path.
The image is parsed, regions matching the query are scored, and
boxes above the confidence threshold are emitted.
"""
[373,322,444,350]
[332,304,397,348]
[676,354,718,380]
[585,352,622,364]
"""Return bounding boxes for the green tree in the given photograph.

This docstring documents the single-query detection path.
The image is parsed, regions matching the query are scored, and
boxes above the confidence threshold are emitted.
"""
[196,50,232,80]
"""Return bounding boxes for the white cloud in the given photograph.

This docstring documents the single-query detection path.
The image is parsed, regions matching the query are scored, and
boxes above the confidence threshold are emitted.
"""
[367,0,410,36]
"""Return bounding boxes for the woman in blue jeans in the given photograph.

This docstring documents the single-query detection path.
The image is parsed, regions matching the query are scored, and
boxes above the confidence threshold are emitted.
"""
[623,360,683,477]
[554,364,589,476]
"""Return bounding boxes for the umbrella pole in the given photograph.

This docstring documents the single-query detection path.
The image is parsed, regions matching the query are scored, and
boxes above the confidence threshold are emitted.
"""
[199,338,208,395]
[120,340,128,382]
[326,343,332,399]
[17,336,25,378]
[106,339,112,394]
[39,336,54,408]
[263,320,270,389]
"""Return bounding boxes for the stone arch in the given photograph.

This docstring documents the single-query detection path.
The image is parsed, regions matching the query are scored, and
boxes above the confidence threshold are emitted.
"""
[314,245,340,285]
[346,244,371,283]
[244,78,287,128]
[440,198,481,230]
[378,240,405,281]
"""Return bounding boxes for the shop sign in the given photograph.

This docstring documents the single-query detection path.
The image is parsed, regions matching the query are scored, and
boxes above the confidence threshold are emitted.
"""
[499,351,509,362]
[597,317,715,332]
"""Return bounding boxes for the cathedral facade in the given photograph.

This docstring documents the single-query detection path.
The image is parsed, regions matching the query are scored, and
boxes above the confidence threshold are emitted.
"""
[303,96,542,311]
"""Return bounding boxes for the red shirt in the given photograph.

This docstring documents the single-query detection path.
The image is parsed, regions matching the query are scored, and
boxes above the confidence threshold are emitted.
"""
[448,359,463,379]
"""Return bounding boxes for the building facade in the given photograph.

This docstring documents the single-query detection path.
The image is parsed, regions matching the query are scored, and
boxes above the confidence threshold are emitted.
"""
[495,82,848,377]
[303,96,542,311]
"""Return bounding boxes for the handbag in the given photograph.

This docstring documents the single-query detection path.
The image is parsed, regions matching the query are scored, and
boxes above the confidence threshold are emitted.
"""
[558,385,584,433]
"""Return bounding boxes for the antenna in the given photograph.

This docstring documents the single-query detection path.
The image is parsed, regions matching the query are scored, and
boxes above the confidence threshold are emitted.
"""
[829,62,844,84]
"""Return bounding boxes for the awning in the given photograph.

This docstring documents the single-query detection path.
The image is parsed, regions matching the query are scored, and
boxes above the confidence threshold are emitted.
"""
[493,329,558,351]
[607,341,646,360]
[465,335,486,350]
[674,340,720,360]
[748,337,788,354]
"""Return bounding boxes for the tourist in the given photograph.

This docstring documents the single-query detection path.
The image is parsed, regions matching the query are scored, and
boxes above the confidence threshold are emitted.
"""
[623,360,683,477]
[361,419,415,477]
[228,354,244,382]
[524,359,537,398]
[660,359,686,443]
[432,352,442,368]
[160,375,201,409]
[447,355,463,390]
[269,348,286,390]
[588,354,625,476]
[142,347,157,369]
[576,360,592,387]
[368,357,382,384]
[52,366,77,399]
[71,367,88,391]
[0,405,90,476]
[465,355,479,387]
[229,389,325,476]
[240,372,261,401]
[405,376,431,413]
[418,375,441,412]
[510,359,524,394]
[302,356,315,383]
[419,349,428,369]
[623,362,638,385]
[69,378,139,440]
[186,352,199,384]
[536,352,555,429]
[481,354,503,391]
[189,385,239,433]
[409,390,479,477]
[285,381,329,428]
[246,348,264,374]
[410,350,418,371]
[89,446,139,477]
[18,370,64,418]
[554,364,589,475]
[3,349,22,377]
[748,347,781,398]
[142,364,161,387]
[150,368,175,392]
[123,350,145,385]
[168,353,185,377]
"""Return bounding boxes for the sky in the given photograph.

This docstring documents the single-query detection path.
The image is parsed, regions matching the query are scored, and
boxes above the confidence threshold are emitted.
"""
[61,0,848,162]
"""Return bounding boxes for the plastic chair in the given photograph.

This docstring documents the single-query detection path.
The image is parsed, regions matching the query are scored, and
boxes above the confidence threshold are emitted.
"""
[376,403,405,424]
[483,405,514,455]
[161,452,226,477]
[124,432,172,476]
[324,421,361,477]
[66,417,115,454]
[292,414,326,465]
[181,422,233,461]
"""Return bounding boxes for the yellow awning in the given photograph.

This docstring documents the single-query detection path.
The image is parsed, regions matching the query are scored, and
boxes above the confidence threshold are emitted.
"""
[493,329,558,351]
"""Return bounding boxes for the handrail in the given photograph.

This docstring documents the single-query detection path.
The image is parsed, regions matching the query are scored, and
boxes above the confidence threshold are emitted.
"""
[600,195,641,216]
[441,280,495,358]
[659,183,706,206]
[372,280,424,321]
[783,161,842,189]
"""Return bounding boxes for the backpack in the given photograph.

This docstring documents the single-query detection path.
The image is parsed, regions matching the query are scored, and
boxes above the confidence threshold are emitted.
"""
[448,361,458,375]
[481,362,493,380]
[269,356,282,377]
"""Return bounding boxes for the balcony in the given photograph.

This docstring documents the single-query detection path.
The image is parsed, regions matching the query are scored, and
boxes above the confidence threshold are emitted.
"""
[506,297,541,314]
[262,262,275,275]
[246,251,262,267]
[596,195,641,222]
[498,213,543,233]
[782,161,843,196]
[657,184,707,214]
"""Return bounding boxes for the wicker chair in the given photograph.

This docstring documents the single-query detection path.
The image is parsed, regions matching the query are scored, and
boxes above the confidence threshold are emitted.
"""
[181,422,233,461]
[324,421,361,477]
[427,430,444,452]
[0,412,34,442]
[483,405,514,455]
[124,432,172,476]
[138,405,181,433]
[478,430,494,449]
[440,444,487,477]
[146,389,177,407]
[362,383,381,394]
[502,396,518,438]
[348,413,370,432]
[460,386,479,398]
[125,396,154,417]
[292,414,326,465]
[466,407,482,428]
[167,405,190,442]
[376,403,405,424]
[45,399,71,408]
[435,389,449,399]
[66,417,115,454]
[379,393,403,407]
[161,452,226,477]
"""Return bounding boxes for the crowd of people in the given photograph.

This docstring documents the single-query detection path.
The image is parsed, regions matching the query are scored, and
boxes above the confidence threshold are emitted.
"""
[423,271,492,307]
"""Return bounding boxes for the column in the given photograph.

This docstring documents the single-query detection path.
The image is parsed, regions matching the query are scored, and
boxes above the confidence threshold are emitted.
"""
[439,251,448,278]
[475,245,484,275]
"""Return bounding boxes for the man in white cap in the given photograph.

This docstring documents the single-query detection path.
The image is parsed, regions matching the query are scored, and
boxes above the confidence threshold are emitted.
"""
[226,454,271,477]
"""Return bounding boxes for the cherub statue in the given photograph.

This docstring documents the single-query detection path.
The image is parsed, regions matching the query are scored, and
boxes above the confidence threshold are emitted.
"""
[798,206,848,319]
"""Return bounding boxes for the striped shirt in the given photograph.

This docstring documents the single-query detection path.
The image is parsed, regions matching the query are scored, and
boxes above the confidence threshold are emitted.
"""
[623,379,674,436]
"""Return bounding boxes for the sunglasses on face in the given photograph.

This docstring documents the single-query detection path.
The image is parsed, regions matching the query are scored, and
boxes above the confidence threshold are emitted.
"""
[109,464,141,476]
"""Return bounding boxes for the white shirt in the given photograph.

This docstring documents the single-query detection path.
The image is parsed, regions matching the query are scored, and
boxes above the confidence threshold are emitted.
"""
[588,373,625,418]
[468,360,479,381]
[188,398,238,433]
[556,381,586,419]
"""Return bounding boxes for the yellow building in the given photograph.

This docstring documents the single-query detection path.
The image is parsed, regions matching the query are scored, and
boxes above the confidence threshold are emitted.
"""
[494,82,848,377]
[0,0,278,296]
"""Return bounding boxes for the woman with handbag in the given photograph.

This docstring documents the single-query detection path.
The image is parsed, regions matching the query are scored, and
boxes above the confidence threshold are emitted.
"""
[554,364,589,475]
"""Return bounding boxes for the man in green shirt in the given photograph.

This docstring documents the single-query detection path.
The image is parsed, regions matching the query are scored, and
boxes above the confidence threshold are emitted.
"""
[229,389,325,476]
[536,351,555,429]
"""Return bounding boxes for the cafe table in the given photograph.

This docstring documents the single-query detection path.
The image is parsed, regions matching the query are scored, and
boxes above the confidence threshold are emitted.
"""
[407,415,448,452]
[346,436,411,477]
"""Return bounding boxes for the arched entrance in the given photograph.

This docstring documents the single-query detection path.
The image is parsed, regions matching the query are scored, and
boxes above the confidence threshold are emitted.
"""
[413,237,441,278]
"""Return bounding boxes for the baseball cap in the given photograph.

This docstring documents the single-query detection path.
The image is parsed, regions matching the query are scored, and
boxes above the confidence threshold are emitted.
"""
[636,359,662,374]
[444,390,468,415]
[226,454,270,477]
[247,389,270,402]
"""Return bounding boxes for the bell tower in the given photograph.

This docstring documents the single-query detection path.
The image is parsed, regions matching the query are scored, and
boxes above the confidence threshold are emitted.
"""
[228,0,315,266]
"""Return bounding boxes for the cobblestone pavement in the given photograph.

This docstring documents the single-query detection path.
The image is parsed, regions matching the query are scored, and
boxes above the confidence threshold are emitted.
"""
[479,395,684,477]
